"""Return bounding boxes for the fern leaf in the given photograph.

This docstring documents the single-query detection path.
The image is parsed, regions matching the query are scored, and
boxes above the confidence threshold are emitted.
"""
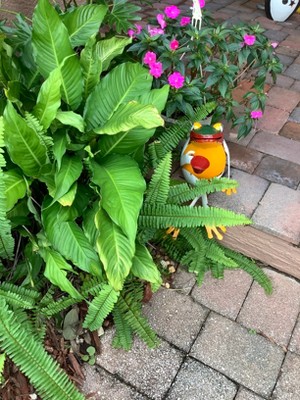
[0,282,40,302]
[180,227,207,252]
[139,204,251,229]
[116,283,158,348]
[81,276,103,297]
[160,234,189,262]
[206,242,238,268]
[147,141,166,167]
[145,153,172,204]
[0,299,85,400]
[83,284,120,331]
[112,304,133,350]
[25,112,54,156]
[168,178,238,205]
[0,288,37,309]
[223,248,273,294]
[0,116,14,259]
[210,261,225,279]
[40,296,77,318]
[159,119,191,155]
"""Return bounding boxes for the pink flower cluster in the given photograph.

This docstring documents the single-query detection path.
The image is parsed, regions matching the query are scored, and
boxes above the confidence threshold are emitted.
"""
[143,51,163,78]
[243,34,256,46]
[250,110,263,119]
[168,71,185,89]
[127,24,142,38]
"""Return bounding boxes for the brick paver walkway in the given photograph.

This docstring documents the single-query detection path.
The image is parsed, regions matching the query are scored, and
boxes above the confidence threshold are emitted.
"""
[82,0,300,399]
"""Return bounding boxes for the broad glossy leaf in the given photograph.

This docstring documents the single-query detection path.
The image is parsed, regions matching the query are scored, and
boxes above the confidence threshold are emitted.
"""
[97,127,155,157]
[32,0,83,109]
[3,102,48,176]
[131,243,162,288]
[97,36,132,72]
[91,155,146,241]
[53,154,83,203]
[95,101,164,135]
[56,111,85,132]
[95,208,134,291]
[53,131,68,170]
[84,62,152,131]
[42,248,82,299]
[42,200,102,277]
[80,35,102,99]
[57,182,77,207]
[62,4,107,47]
[139,85,170,113]
[33,68,62,130]
[82,201,99,247]
[4,170,27,211]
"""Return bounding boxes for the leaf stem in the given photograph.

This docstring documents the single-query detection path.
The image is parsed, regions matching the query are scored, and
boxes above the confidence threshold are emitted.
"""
[0,9,32,23]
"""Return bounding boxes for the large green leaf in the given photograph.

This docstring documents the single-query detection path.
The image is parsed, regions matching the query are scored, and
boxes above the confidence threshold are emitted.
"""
[95,101,164,135]
[33,68,62,130]
[56,111,85,133]
[84,62,152,131]
[91,155,146,241]
[41,248,82,299]
[32,0,83,109]
[62,4,107,47]
[53,154,83,203]
[105,0,141,34]
[139,86,170,113]
[97,36,132,72]
[53,131,68,170]
[42,200,102,277]
[95,208,135,291]
[80,35,102,100]
[131,244,162,288]
[3,102,48,177]
[97,127,155,157]
[3,170,27,211]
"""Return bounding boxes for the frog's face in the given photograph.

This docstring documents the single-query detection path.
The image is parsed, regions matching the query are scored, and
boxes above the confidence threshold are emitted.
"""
[266,0,300,22]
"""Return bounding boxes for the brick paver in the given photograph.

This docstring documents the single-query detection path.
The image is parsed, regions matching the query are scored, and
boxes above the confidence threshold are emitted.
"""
[289,107,300,123]
[272,352,300,400]
[96,330,183,399]
[254,155,300,189]
[249,131,300,165]
[191,270,252,319]
[266,87,300,113]
[82,365,147,400]
[256,107,289,134]
[235,388,266,400]
[289,317,300,355]
[209,168,269,217]
[172,266,196,295]
[237,269,300,347]
[252,183,300,244]
[190,313,285,397]
[279,121,300,141]
[142,288,208,351]
[166,358,237,400]
[227,142,264,174]
[284,63,300,79]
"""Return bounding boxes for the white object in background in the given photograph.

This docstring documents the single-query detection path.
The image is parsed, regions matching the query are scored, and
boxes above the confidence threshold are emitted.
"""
[265,0,300,22]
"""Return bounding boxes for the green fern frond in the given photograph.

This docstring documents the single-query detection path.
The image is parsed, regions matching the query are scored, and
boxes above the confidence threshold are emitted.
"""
[136,227,157,244]
[0,299,85,400]
[25,112,54,153]
[81,276,103,297]
[210,261,226,279]
[147,141,166,167]
[40,296,77,318]
[206,242,238,268]
[145,153,172,204]
[180,227,207,251]
[116,282,158,348]
[0,282,40,302]
[193,102,217,122]
[139,204,251,229]
[180,249,207,286]
[223,248,273,294]
[0,288,37,309]
[40,286,56,307]
[13,308,46,344]
[112,304,133,350]
[168,178,238,205]
[0,116,14,259]
[83,284,120,332]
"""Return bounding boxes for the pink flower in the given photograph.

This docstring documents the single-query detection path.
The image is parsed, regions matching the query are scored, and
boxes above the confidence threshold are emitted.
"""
[157,13,167,29]
[148,26,164,37]
[164,5,181,19]
[149,62,163,78]
[271,42,278,49]
[128,29,135,38]
[180,16,191,26]
[243,34,256,46]
[170,39,179,51]
[199,0,205,7]
[135,24,142,34]
[168,71,185,89]
[250,110,263,119]
[143,51,157,65]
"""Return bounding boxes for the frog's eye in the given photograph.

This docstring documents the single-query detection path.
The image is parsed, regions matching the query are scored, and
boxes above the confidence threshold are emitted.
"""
[193,122,202,130]
[213,122,223,132]
[186,150,195,156]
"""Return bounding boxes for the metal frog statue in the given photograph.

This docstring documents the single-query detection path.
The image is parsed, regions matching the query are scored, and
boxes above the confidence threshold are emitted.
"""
[265,0,300,22]
[179,121,236,240]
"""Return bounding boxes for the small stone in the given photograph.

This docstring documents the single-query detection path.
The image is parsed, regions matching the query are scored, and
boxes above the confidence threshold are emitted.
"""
[168,266,176,273]
[165,282,170,289]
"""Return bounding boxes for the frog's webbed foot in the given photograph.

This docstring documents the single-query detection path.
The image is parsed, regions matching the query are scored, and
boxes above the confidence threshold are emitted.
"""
[222,188,237,196]
[205,225,227,240]
[166,226,180,239]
